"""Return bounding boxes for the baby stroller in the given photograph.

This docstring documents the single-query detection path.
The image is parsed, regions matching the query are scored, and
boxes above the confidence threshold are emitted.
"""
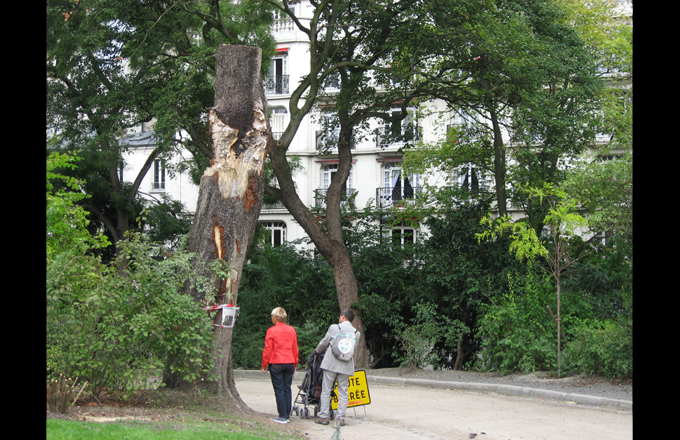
[292,350,337,420]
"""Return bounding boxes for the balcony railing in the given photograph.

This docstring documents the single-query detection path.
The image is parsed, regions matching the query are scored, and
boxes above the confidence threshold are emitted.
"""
[376,186,423,208]
[273,18,296,33]
[263,75,289,95]
[262,200,286,210]
[314,188,356,209]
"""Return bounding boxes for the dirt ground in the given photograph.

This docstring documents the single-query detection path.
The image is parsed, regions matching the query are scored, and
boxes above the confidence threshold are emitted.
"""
[46,368,632,440]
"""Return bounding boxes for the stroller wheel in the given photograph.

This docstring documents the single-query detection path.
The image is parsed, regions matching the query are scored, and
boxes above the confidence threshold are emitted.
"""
[329,409,335,420]
[293,405,299,416]
[304,407,310,419]
[314,406,319,418]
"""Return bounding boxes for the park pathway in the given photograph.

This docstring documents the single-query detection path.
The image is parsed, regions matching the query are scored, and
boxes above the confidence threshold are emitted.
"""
[234,376,632,440]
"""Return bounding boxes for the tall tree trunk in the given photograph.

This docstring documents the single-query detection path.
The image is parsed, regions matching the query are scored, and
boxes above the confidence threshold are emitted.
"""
[268,132,369,369]
[177,45,269,401]
[453,335,464,371]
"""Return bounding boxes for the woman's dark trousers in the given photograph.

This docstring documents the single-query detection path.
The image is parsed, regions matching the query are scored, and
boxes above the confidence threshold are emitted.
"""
[269,363,295,419]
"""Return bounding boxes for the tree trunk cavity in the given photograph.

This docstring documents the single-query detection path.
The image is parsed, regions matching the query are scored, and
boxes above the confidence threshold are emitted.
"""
[175,45,269,403]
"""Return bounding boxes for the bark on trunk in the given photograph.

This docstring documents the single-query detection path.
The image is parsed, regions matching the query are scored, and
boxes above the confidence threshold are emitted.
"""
[453,336,464,371]
[175,45,269,402]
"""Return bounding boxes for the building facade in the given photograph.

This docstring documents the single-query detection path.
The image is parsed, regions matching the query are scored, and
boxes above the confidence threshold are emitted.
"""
[122,0,631,249]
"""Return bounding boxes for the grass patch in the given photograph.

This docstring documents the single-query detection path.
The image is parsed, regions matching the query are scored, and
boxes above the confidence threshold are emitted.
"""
[46,419,289,440]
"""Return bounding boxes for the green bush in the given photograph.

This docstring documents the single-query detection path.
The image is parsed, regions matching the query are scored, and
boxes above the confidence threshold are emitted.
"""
[475,272,557,374]
[393,303,463,370]
[47,233,216,400]
[562,319,632,380]
[475,269,633,379]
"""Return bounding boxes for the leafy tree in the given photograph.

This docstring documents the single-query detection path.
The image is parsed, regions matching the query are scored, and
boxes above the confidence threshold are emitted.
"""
[47,150,111,258]
[561,150,632,244]
[261,0,445,368]
[47,154,215,400]
[403,0,602,232]
[557,0,632,149]
[476,184,593,376]
[46,0,276,257]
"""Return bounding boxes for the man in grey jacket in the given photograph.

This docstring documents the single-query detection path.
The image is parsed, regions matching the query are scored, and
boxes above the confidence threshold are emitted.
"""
[313,309,361,426]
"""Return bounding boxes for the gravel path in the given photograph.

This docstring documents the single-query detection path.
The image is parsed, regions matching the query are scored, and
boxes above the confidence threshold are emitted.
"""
[364,368,633,403]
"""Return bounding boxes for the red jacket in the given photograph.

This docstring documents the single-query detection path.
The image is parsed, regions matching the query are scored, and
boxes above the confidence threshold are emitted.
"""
[262,322,299,370]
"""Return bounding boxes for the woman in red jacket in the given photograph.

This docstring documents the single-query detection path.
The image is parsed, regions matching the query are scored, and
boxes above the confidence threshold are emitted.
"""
[262,307,299,424]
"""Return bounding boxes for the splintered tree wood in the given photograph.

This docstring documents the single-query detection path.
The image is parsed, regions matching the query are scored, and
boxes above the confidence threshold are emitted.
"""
[186,45,269,401]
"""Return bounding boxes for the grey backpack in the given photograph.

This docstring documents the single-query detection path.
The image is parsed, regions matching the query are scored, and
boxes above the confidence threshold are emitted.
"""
[330,325,358,362]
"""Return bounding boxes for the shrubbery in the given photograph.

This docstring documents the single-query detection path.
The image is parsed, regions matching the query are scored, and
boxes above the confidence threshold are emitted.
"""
[47,153,633,391]
[475,271,632,379]
[563,319,632,380]
[47,234,216,399]
[47,154,215,401]
[475,273,558,374]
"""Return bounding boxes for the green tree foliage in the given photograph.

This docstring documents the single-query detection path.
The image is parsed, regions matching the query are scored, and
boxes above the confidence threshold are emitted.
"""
[561,150,632,243]
[476,183,631,378]
[413,193,524,370]
[46,0,276,256]
[47,150,111,258]
[557,0,632,149]
[47,155,217,399]
[404,0,602,231]
[477,184,593,376]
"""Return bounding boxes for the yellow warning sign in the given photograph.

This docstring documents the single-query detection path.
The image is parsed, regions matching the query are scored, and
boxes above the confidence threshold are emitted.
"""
[331,369,371,409]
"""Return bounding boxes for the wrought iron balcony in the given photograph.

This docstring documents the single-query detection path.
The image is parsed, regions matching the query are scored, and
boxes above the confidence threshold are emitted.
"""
[376,186,423,209]
[263,75,289,95]
[314,188,356,209]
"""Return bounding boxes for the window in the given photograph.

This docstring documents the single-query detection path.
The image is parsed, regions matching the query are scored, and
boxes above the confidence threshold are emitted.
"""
[261,221,286,247]
[270,107,288,140]
[377,107,419,148]
[323,71,341,90]
[391,222,417,246]
[453,164,487,192]
[316,164,354,208]
[377,163,420,208]
[153,159,165,191]
[264,54,288,94]
[323,164,352,191]
[316,111,339,151]
[316,111,355,151]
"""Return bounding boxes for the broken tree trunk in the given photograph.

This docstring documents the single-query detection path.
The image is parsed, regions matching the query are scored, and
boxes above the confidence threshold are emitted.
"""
[184,45,269,402]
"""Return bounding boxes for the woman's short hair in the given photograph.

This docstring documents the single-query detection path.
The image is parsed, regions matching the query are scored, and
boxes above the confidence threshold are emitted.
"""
[271,307,287,321]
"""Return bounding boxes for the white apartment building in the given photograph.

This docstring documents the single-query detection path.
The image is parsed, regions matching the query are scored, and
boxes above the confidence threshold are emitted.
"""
[122,0,630,249]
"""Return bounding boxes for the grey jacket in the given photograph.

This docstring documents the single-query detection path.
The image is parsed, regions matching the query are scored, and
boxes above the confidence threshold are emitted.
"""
[315,321,360,376]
